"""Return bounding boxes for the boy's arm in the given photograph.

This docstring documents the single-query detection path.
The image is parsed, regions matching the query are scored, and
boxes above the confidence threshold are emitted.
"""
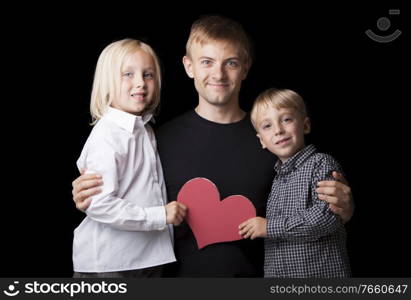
[266,155,345,242]
[78,137,167,232]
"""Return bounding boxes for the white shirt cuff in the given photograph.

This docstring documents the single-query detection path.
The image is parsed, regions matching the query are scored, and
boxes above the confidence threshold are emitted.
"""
[144,206,167,230]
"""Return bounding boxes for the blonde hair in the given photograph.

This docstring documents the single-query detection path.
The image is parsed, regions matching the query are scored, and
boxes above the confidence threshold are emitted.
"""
[251,88,307,129]
[186,15,253,65]
[90,38,162,124]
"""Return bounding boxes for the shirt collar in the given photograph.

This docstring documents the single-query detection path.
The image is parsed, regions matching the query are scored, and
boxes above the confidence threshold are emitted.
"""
[274,144,317,174]
[103,107,153,133]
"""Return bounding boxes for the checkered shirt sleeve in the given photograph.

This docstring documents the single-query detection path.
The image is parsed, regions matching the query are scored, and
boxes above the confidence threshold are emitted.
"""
[264,145,350,277]
[267,154,343,241]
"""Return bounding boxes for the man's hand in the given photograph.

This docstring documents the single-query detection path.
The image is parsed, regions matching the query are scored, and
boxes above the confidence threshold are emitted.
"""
[72,169,103,212]
[165,201,188,225]
[317,171,354,224]
[238,217,267,240]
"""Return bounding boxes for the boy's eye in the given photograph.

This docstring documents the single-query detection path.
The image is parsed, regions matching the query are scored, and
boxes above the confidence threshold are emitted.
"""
[123,72,133,78]
[201,59,212,65]
[282,117,293,123]
[262,123,271,130]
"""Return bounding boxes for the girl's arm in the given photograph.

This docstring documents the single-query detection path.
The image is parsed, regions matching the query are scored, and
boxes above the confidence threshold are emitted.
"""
[78,136,166,232]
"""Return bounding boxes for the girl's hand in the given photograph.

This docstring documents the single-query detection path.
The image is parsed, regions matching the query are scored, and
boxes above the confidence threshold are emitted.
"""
[165,201,187,225]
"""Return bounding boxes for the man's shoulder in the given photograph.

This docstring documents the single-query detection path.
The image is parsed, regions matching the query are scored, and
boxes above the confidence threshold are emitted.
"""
[157,111,194,133]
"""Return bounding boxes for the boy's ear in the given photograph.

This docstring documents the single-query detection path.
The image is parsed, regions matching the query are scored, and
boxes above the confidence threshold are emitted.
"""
[303,117,311,134]
[256,133,266,149]
[182,56,194,78]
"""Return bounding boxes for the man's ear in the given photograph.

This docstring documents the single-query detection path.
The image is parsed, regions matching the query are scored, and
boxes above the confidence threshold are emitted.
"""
[182,56,194,78]
[303,117,311,134]
[241,61,251,80]
[256,133,266,149]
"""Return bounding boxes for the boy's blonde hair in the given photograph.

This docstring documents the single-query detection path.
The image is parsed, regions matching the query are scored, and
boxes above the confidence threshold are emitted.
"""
[251,88,307,129]
[186,15,253,65]
[90,38,162,124]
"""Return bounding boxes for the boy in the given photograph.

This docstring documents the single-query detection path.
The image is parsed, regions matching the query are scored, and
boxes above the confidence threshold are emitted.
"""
[239,88,351,277]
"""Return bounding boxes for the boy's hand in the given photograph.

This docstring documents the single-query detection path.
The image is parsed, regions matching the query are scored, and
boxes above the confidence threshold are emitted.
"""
[238,217,267,240]
[317,171,354,224]
[165,201,187,226]
[72,169,103,212]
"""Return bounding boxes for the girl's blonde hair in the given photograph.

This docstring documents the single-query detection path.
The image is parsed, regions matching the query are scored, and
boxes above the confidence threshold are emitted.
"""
[90,38,162,124]
[251,88,307,129]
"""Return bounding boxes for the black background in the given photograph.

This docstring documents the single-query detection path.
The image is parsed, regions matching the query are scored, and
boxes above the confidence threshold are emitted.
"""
[2,3,409,277]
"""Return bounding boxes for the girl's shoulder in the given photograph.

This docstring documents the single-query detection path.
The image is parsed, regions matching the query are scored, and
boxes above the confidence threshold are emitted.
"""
[82,119,129,154]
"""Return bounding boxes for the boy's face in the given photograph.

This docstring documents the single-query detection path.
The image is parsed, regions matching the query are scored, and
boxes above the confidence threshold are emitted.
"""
[113,50,156,116]
[182,40,249,107]
[255,106,310,162]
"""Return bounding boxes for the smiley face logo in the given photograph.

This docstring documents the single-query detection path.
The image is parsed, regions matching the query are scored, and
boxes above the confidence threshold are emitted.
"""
[366,9,401,43]
[3,281,20,297]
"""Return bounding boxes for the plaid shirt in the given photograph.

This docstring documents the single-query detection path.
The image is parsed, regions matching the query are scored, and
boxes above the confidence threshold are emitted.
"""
[264,144,350,277]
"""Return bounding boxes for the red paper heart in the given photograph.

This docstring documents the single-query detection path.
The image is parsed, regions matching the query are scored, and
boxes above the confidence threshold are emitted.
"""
[177,178,256,249]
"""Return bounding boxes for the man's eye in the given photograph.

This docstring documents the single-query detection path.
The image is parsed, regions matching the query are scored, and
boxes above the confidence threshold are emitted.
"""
[227,60,238,67]
[201,60,211,65]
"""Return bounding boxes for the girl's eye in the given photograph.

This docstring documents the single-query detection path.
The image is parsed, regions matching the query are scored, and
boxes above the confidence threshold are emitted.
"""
[123,72,133,78]
[144,72,154,79]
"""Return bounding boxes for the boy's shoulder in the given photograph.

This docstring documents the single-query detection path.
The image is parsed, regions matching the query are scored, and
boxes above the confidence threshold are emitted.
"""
[310,152,339,164]
[308,151,344,177]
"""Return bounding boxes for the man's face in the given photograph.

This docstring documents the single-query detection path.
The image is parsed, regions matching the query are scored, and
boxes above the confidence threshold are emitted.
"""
[183,40,249,107]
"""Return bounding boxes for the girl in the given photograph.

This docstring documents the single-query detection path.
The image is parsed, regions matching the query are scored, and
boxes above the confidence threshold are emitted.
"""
[73,39,187,278]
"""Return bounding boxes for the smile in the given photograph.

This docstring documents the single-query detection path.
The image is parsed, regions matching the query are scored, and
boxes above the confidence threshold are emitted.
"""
[207,83,229,88]
[131,93,146,101]
[276,137,291,145]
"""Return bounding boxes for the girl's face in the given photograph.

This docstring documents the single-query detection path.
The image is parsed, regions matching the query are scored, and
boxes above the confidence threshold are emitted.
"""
[112,50,157,116]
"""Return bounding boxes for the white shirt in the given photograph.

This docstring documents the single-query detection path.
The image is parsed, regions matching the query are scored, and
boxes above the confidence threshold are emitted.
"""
[73,107,175,272]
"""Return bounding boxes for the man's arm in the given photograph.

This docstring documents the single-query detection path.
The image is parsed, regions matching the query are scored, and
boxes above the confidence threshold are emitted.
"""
[72,169,103,212]
[317,171,354,224]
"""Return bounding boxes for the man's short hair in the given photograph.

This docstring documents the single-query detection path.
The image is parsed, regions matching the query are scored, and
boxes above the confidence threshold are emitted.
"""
[186,15,253,65]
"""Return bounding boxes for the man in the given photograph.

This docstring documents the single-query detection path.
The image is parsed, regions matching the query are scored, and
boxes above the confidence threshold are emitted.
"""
[72,15,353,277]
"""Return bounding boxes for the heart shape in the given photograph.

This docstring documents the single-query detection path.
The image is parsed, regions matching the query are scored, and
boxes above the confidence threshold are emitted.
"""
[177,178,256,249]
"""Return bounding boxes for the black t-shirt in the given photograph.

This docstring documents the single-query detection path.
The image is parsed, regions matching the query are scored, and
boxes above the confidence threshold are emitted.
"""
[156,110,276,277]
